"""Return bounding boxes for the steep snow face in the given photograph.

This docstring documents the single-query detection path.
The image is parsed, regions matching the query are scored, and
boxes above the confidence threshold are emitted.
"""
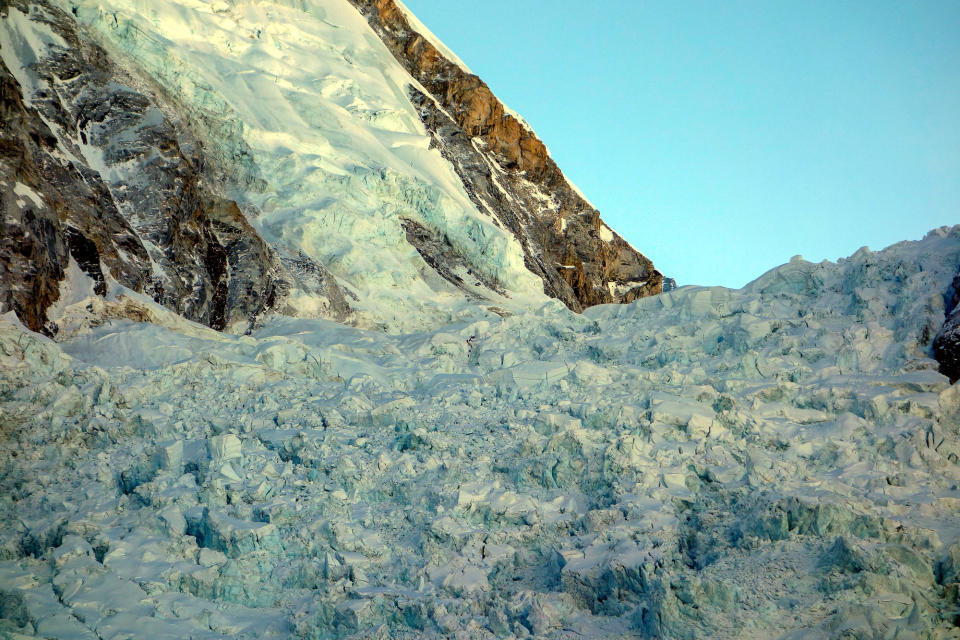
[57,0,547,331]
[349,0,662,311]
[2,228,960,638]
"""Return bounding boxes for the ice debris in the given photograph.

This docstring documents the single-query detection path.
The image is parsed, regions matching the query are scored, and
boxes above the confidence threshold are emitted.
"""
[1,228,960,638]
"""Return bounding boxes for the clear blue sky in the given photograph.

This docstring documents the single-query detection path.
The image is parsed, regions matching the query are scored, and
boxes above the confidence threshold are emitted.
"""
[402,0,960,287]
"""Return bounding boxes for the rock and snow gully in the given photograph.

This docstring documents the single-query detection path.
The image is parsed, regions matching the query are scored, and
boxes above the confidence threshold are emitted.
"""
[2,0,960,639]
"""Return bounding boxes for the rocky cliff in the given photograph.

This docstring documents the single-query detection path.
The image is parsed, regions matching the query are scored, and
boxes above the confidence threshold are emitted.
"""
[934,268,960,381]
[347,0,662,311]
[0,0,350,336]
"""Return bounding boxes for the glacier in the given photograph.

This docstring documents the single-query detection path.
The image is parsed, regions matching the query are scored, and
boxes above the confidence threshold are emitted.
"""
[54,0,549,330]
[2,227,960,638]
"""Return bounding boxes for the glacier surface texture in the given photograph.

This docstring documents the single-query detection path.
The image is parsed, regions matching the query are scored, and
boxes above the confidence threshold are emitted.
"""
[1,229,960,638]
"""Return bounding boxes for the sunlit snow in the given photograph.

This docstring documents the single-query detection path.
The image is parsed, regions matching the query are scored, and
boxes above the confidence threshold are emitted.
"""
[58,0,546,331]
[2,228,960,638]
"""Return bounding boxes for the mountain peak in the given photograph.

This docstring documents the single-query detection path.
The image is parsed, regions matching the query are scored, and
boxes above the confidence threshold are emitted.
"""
[1,0,660,337]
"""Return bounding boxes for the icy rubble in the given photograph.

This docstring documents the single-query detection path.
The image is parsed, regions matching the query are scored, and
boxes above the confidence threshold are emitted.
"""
[2,227,960,639]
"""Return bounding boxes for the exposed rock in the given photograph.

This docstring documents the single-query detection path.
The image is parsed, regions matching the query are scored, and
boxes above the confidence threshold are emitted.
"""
[0,52,148,335]
[3,0,658,336]
[933,269,960,382]
[0,1,352,334]
[348,0,662,311]
[400,217,505,298]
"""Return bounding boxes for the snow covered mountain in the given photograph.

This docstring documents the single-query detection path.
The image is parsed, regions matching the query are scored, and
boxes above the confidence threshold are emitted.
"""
[3,1,960,639]
[0,0,660,337]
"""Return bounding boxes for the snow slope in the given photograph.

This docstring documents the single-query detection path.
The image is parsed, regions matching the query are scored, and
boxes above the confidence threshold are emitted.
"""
[56,0,547,331]
[2,227,960,638]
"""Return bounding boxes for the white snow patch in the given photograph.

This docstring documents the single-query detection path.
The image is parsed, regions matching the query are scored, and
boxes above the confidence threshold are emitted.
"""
[13,182,44,208]
[598,223,614,243]
[0,6,68,103]
[43,257,101,324]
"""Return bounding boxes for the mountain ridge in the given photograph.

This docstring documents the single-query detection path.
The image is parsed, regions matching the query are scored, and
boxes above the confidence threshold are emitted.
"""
[1,0,661,338]
[349,0,663,311]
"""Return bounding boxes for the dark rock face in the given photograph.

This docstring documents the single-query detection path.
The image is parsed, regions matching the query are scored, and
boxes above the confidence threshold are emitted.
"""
[1,52,148,335]
[933,270,960,382]
[401,217,505,299]
[0,0,297,334]
[348,0,662,312]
